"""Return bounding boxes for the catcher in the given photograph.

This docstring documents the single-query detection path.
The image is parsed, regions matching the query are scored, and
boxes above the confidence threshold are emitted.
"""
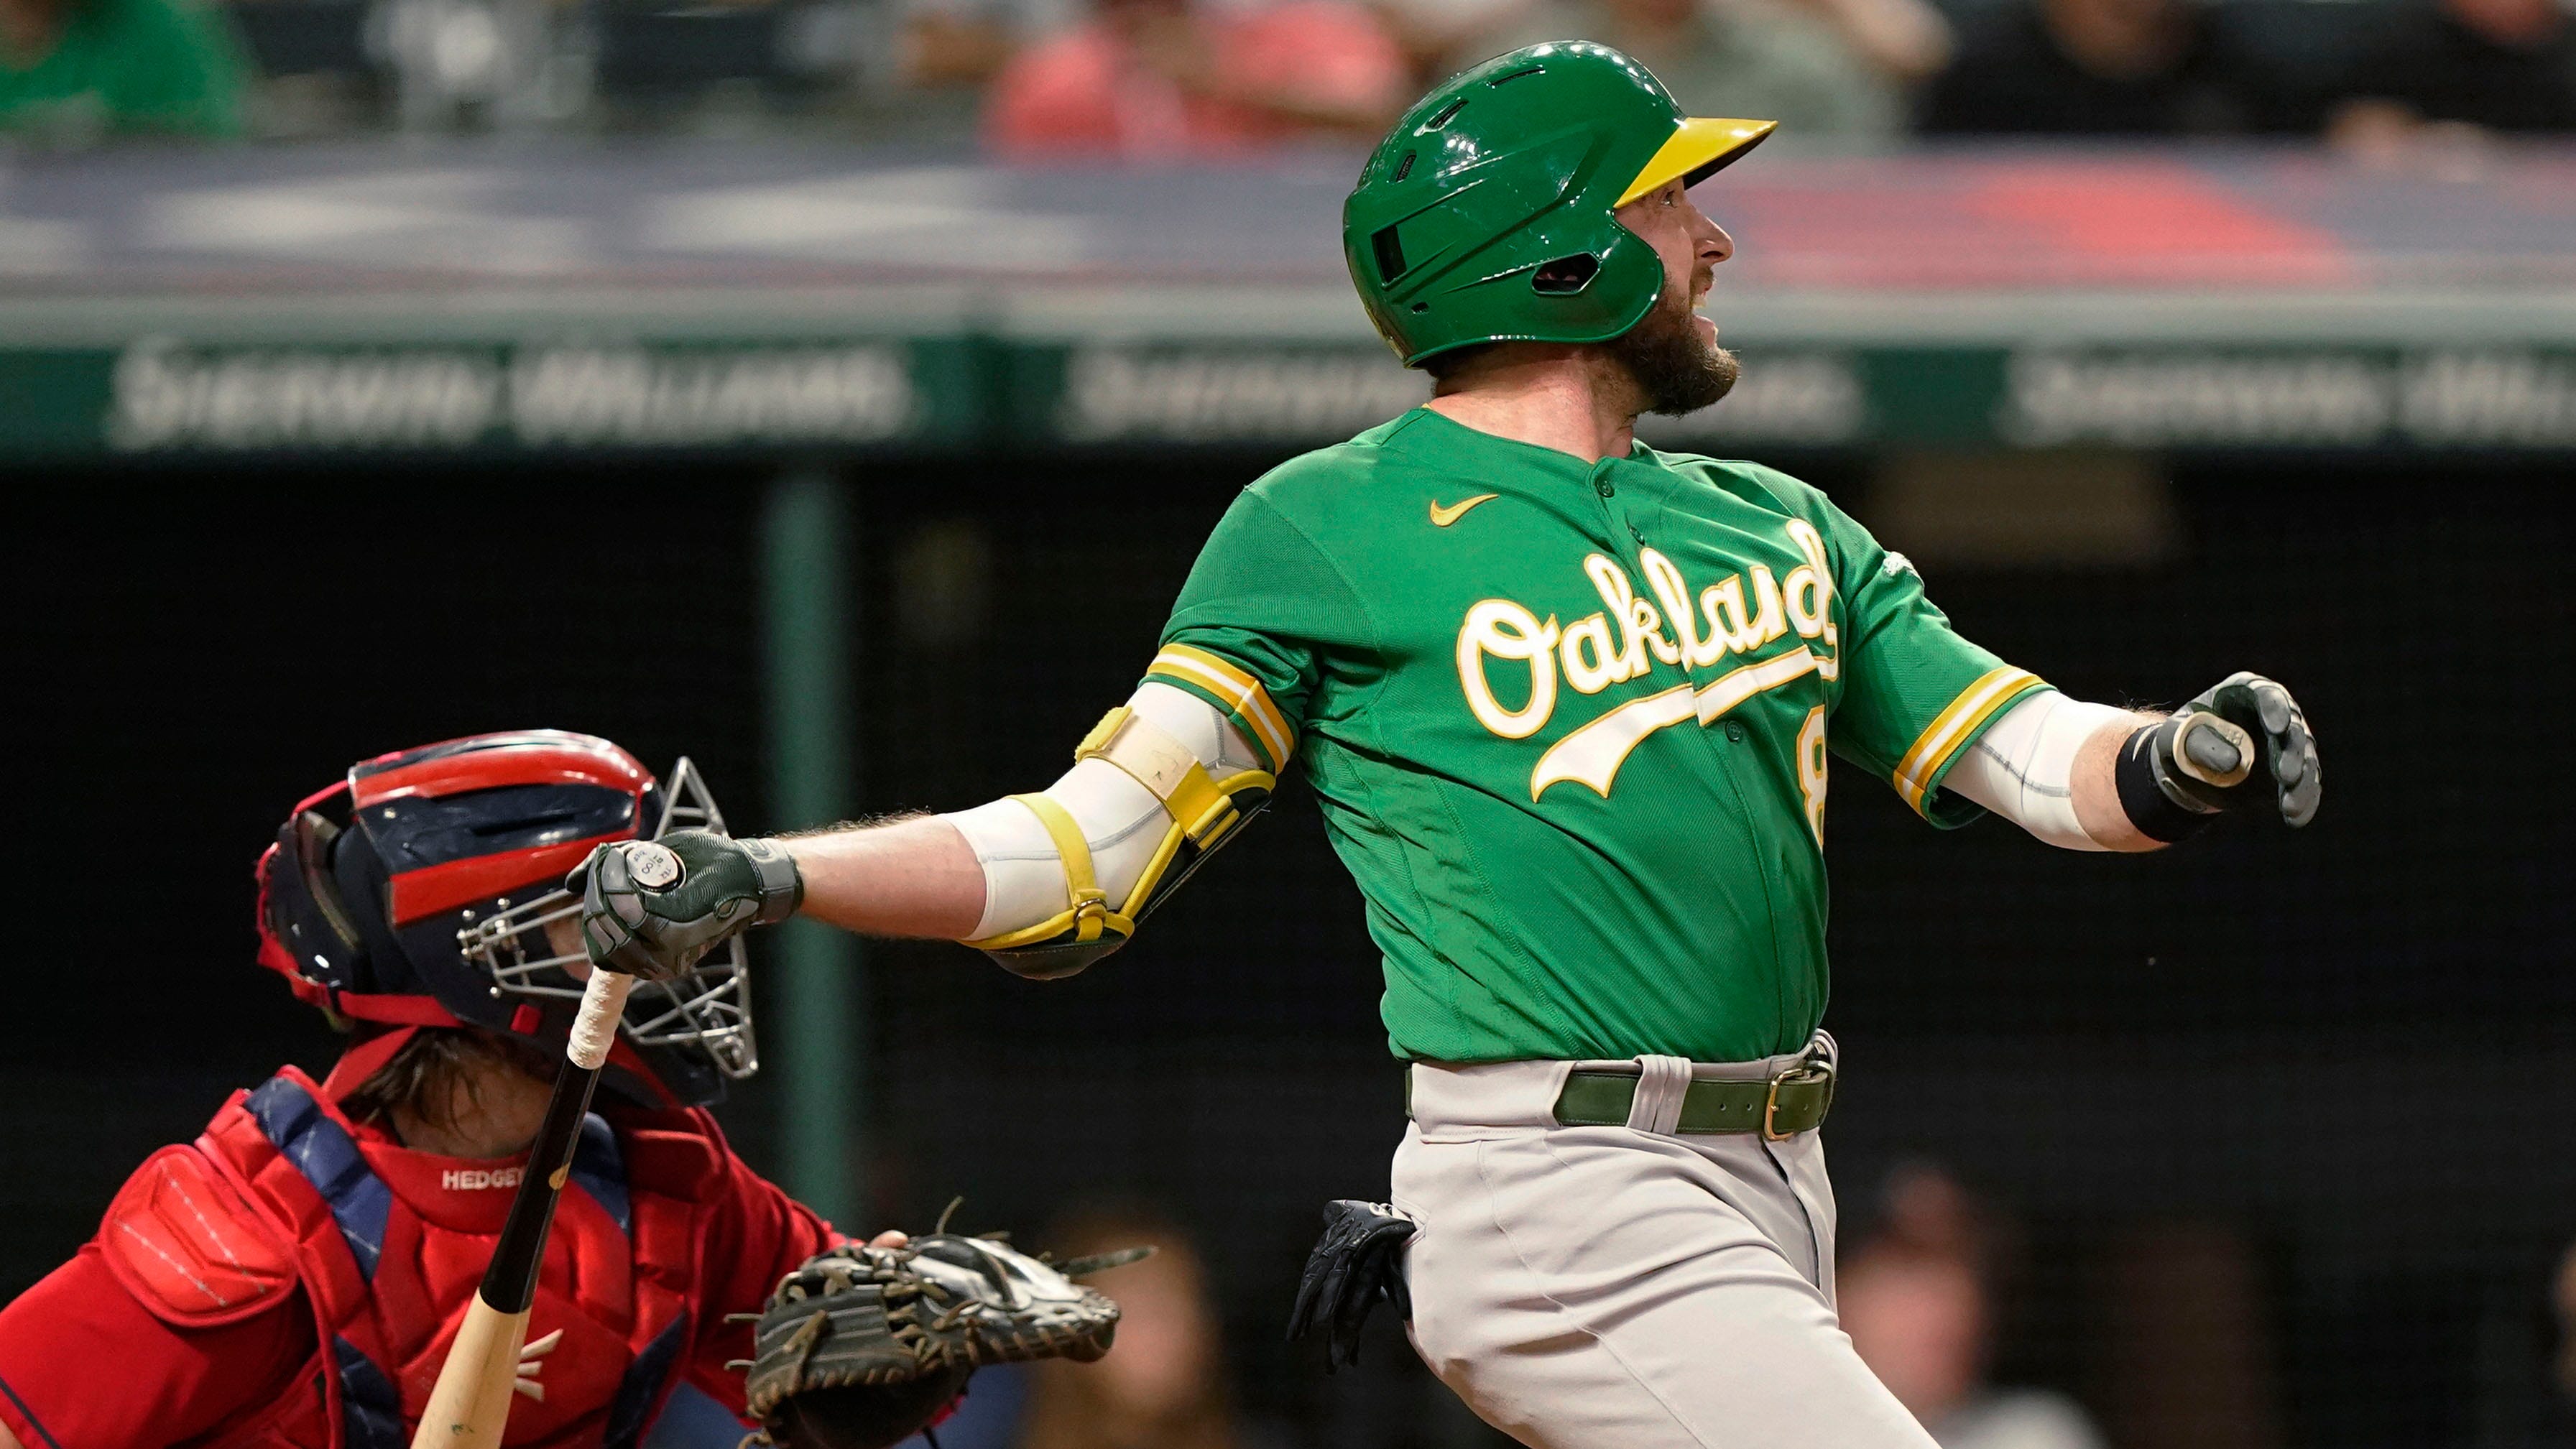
[0,731,1121,1449]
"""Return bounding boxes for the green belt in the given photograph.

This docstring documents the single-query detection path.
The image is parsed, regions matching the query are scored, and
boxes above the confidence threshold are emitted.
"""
[1551,1063,1836,1139]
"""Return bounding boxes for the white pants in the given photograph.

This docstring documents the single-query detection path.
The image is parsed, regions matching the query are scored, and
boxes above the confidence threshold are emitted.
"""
[1391,1050,1936,1449]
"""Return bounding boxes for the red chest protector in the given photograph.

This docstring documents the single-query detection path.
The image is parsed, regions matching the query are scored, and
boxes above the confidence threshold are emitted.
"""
[101,1068,726,1449]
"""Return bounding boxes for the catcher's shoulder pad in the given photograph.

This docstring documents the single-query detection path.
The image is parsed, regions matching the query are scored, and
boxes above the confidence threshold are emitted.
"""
[101,1144,299,1327]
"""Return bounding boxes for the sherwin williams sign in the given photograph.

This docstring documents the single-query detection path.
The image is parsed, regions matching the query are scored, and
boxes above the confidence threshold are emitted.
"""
[102,339,922,453]
[4,333,2570,458]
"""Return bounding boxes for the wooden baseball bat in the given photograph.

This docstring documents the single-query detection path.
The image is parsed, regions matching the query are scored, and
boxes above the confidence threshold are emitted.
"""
[410,967,634,1449]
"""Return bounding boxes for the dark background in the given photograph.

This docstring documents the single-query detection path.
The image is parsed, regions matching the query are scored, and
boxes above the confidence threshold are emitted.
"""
[5,451,2571,1447]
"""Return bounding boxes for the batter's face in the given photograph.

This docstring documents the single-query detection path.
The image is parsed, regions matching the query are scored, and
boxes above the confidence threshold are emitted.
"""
[1610,178,1740,415]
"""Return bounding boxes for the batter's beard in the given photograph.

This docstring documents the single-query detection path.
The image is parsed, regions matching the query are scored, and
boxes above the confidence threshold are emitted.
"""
[1606,284,1739,417]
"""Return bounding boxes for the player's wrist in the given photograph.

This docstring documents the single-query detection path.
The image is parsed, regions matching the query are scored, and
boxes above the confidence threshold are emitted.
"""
[2114,721,2219,843]
[737,837,805,924]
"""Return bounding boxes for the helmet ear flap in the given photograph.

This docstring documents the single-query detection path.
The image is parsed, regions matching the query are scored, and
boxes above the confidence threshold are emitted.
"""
[291,810,368,965]
[1602,214,1672,309]
[1518,221,1665,346]
[261,788,379,997]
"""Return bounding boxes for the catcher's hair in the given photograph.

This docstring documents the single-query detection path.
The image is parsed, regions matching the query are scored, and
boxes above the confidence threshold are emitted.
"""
[339,1025,555,1136]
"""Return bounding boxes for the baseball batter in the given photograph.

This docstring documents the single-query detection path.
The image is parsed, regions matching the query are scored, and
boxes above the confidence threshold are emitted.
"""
[576,42,2322,1449]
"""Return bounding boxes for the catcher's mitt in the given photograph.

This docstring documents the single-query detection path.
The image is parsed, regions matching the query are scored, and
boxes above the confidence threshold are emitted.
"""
[735,1210,1150,1449]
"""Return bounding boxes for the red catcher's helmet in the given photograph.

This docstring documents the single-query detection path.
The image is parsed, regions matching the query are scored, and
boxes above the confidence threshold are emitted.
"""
[256,730,758,1108]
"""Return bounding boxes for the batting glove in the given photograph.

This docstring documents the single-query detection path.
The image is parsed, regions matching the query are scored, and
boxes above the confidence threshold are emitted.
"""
[2136,672,2322,831]
[1288,1200,1416,1372]
[571,830,803,981]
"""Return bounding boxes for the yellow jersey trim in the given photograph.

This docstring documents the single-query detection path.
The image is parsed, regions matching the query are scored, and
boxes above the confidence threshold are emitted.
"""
[1145,644,1296,772]
[1892,666,2045,815]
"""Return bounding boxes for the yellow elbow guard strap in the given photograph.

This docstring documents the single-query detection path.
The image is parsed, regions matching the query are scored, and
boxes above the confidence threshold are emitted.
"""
[966,706,1276,980]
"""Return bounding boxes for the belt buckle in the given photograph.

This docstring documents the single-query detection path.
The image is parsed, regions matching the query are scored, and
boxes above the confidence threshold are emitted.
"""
[1761,1057,1834,1142]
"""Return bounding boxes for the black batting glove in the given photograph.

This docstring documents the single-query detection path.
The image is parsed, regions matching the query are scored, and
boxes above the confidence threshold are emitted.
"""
[2122,672,2321,838]
[570,830,803,981]
[1288,1200,1417,1372]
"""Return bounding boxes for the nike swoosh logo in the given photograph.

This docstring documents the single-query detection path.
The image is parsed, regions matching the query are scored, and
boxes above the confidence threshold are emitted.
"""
[1430,494,1499,527]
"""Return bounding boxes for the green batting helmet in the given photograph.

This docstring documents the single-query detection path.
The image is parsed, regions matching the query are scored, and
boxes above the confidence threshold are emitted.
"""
[1344,42,1773,368]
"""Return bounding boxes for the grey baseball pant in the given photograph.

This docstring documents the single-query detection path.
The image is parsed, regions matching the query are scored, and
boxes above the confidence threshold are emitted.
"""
[1390,1045,1937,1449]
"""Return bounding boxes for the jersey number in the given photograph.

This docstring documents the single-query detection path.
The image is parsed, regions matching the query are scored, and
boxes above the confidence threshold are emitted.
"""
[1796,705,1828,849]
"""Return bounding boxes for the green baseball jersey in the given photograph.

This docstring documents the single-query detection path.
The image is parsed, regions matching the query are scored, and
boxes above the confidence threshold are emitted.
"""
[1146,407,2045,1063]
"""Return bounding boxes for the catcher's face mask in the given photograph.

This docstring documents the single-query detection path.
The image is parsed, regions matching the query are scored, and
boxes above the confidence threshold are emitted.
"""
[458,756,759,1082]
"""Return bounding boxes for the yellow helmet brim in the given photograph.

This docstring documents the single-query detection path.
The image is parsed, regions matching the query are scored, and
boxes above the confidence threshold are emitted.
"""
[1615,116,1778,208]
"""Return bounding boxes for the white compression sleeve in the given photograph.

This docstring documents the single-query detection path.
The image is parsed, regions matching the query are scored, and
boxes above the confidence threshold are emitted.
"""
[943,682,1268,940]
[1942,689,2137,851]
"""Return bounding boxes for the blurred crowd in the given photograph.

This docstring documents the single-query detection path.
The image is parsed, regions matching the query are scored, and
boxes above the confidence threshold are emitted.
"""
[3,0,2572,150]
[1837,1166,2109,1449]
